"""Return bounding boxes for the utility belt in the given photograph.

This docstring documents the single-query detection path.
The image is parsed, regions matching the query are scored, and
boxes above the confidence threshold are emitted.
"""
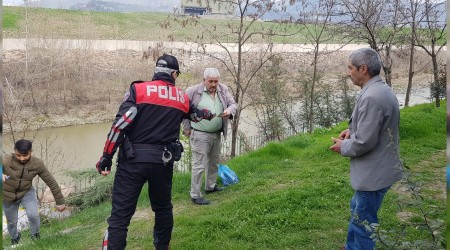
[120,138,184,165]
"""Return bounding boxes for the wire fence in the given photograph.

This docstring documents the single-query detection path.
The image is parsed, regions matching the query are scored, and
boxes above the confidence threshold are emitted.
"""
[175,127,298,172]
[37,128,300,197]
[2,128,301,236]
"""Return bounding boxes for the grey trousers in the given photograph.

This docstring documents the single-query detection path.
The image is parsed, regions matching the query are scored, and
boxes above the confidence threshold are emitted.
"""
[3,187,40,239]
[190,130,221,199]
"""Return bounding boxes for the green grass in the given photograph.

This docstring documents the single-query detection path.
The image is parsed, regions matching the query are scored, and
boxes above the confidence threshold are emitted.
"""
[3,101,445,249]
[3,11,21,29]
[4,6,445,45]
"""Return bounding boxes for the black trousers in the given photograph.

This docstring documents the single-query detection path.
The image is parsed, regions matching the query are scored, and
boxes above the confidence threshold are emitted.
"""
[107,161,174,250]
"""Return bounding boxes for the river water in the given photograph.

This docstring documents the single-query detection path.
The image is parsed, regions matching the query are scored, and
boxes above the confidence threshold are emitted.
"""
[3,123,112,182]
[2,107,260,181]
[2,38,433,182]
[2,86,431,183]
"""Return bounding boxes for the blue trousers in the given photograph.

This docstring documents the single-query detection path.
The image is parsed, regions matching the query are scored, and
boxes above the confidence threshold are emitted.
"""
[345,186,390,250]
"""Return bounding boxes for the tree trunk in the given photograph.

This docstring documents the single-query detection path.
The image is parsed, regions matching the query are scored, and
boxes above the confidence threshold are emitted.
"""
[405,45,414,107]
[384,45,392,87]
[431,53,440,107]
[230,80,241,157]
[231,108,241,157]
[405,0,418,107]
[308,45,320,133]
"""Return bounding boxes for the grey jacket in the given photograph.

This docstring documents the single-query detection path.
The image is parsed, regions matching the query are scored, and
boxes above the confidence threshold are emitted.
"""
[182,83,237,140]
[341,75,403,191]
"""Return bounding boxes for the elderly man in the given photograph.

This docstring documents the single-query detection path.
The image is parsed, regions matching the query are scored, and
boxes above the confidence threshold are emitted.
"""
[182,68,238,205]
[330,48,403,250]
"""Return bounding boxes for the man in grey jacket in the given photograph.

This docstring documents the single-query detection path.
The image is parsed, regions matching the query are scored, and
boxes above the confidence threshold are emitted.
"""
[182,68,237,205]
[330,48,403,250]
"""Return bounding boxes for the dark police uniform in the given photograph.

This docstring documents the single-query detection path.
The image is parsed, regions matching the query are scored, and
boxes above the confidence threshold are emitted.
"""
[96,54,212,250]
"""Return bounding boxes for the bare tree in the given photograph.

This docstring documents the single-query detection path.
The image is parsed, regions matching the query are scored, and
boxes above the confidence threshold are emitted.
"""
[175,0,297,156]
[251,55,287,141]
[33,135,78,201]
[341,0,406,87]
[402,0,420,107]
[414,0,446,107]
[23,2,38,108]
[293,0,348,132]
[337,75,356,119]
[3,74,43,145]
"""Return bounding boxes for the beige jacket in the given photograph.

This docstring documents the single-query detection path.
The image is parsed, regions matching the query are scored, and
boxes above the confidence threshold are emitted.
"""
[182,83,238,140]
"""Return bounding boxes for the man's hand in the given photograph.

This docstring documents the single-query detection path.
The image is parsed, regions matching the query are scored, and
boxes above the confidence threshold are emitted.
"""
[330,137,342,154]
[56,204,66,212]
[197,109,215,120]
[96,155,112,176]
[339,129,350,140]
[219,110,231,119]
[183,129,191,137]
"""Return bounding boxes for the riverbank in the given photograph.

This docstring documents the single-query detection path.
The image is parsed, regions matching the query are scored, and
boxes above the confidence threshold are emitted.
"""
[3,102,445,249]
[3,103,116,134]
[2,43,436,135]
[2,76,433,135]
[2,86,433,135]
[2,83,433,135]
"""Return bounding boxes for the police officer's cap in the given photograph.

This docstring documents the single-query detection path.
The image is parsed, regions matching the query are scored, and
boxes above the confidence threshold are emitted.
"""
[156,54,180,75]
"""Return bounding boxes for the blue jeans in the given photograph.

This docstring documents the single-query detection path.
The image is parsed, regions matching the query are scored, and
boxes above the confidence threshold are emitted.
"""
[3,187,40,239]
[345,186,390,250]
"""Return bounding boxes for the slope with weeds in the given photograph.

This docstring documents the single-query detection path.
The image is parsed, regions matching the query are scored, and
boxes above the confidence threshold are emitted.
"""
[3,102,445,249]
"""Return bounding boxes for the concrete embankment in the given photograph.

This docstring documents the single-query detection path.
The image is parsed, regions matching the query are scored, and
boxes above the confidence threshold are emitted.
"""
[3,39,372,52]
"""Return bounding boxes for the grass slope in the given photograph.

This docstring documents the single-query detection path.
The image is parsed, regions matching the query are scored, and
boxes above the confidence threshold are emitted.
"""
[4,6,446,45]
[3,102,446,249]
[6,6,442,45]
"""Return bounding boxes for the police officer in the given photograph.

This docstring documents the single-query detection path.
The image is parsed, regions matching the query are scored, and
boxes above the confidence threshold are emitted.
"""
[96,54,214,250]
